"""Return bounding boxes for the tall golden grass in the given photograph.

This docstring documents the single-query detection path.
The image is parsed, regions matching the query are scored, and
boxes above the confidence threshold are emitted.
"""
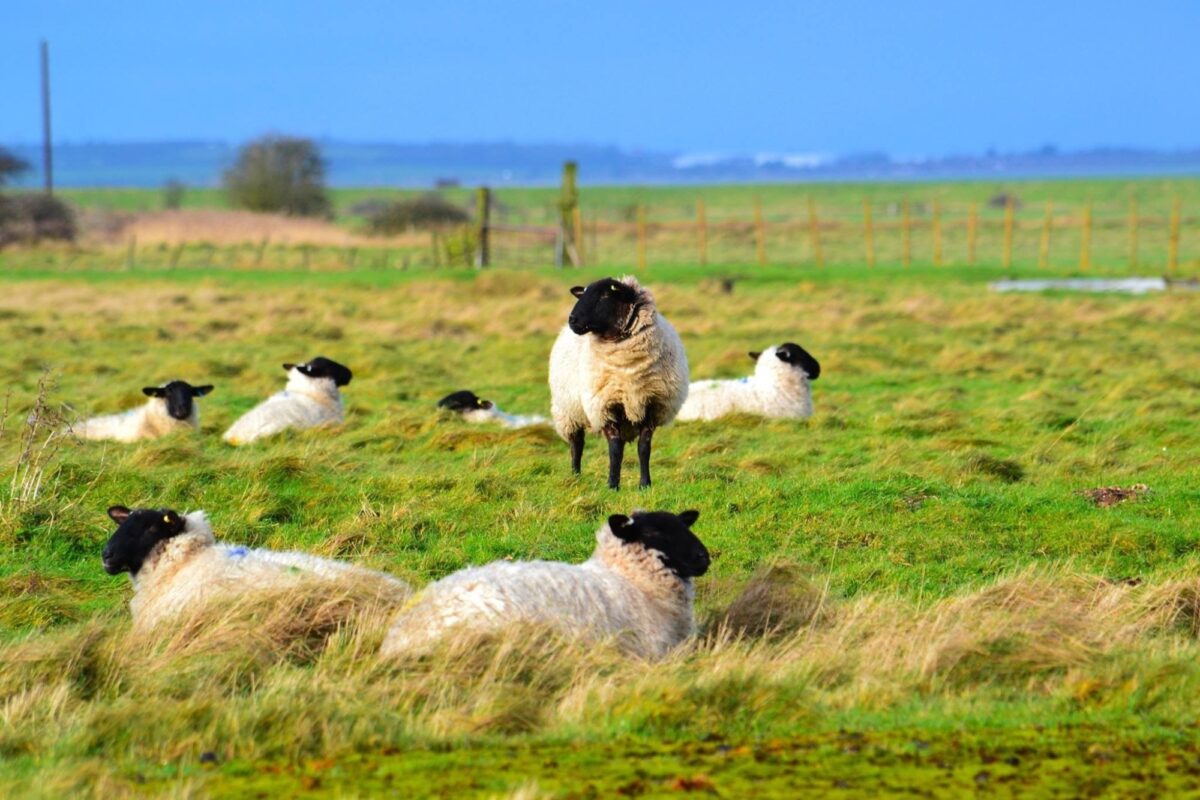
[4,563,1200,794]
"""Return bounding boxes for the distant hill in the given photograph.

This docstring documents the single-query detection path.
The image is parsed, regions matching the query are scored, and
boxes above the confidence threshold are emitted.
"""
[4,140,1200,188]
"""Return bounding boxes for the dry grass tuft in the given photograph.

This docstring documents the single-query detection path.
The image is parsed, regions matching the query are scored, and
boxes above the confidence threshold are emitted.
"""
[705,563,829,640]
[128,573,411,664]
[1081,483,1150,508]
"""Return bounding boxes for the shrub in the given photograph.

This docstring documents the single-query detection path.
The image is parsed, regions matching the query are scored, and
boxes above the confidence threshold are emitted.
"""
[223,135,331,217]
[0,148,30,187]
[0,193,76,248]
[988,192,1022,210]
[365,194,469,235]
[162,178,186,210]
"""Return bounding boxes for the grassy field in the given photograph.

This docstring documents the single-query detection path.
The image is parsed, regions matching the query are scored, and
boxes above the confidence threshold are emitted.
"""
[0,243,1198,796]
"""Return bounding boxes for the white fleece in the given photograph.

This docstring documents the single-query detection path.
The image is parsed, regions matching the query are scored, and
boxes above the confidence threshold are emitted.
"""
[548,276,689,441]
[71,397,198,443]
[126,511,410,630]
[380,522,698,659]
[460,404,549,429]
[223,369,345,445]
[678,345,815,421]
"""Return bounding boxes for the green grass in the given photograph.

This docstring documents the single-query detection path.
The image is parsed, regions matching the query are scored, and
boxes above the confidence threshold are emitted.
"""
[58,176,1200,219]
[0,253,1198,797]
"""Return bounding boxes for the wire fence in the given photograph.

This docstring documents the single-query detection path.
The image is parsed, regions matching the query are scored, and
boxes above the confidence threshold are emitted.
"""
[8,196,1196,273]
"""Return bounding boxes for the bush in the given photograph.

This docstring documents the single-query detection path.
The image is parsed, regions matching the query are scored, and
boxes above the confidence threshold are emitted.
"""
[0,148,30,187]
[988,192,1022,210]
[365,194,469,235]
[223,135,331,217]
[162,179,186,210]
[0,193,76,248]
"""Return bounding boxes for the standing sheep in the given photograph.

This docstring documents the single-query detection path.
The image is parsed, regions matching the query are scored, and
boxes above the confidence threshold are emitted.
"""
[437,390,549,429]
[548,276,689,489]
[70,380,214,443]
[677,343,821,421]
[381,508,710,659]
[101,505,410,630]
[223,357,352,445]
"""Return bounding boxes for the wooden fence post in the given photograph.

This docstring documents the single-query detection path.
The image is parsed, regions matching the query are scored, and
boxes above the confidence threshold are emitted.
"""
[1168,197,1181,273]
[754,196,767,266]
[125,236,136,270]
[967,202,978,265]
[474,186,491,268]
[559,161,579,263]
[696,198,708,266]
[1127,196,1138,269]
[431,231,441,268]
[255,236,269,265]
[573,207,585,266]
[806,198,822,267]
[862,198,875,267]
[1079,204,1092,271]
[1039,201,1052,269]
[1003,197,1015,269]
[932,200,943,266]
[901,199,911,267]
[636,204,647,271]
[169,242,184,269]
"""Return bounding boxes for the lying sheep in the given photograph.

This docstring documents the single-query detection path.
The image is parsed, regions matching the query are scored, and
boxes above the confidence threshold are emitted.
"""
[102,505,410,630]
[70,380,214,443]
[381,508,709,659]
[549,276,689,489]
[437,390,549,429]
[677,343,821,421]
[223,357,352,445]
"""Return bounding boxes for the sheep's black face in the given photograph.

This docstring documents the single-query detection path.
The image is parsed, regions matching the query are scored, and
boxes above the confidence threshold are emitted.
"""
[567,278,642,341]
[437,390,492,412]
[609,509,710,578]
[283,357,353,387]
[142,381,214,420]
[774,343,820,379]
[102,506,186,576]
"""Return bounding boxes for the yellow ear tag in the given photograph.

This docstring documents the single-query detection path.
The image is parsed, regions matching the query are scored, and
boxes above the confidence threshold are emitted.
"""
[163,515,171,523]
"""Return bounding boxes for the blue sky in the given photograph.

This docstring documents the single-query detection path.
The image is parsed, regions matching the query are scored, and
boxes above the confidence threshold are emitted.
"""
[1,1,1197,156]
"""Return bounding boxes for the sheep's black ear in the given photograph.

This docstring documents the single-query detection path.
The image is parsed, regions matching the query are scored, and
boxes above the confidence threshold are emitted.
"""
[678,510,700,527]
[108,505,131,524]
[192,385,214,397]
[748,351,761,361]
[570,286,585,298]
[282,363,296,371]
[608,514,639,541]
[142,387,166,398]
[480,400,494,410]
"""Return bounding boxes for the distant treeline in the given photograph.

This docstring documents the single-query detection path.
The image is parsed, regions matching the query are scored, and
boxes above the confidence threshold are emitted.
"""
[4,140,1200,189]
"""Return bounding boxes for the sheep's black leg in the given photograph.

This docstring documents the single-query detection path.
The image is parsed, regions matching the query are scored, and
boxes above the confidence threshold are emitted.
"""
[604,428,625,490]
[569,429,585,474]
[637,426,654,488]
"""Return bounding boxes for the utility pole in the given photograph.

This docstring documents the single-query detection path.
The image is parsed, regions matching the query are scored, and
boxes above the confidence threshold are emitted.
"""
[40,40,53,195]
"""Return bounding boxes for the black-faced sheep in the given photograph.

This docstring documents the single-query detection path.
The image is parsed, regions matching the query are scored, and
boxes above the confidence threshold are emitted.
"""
[71,380,214,443]
[677,343,820,421]
[223,357,352,445]
[437,390,549,429]
[548,276,689,489]
[101,505,409,630]
[380,509,709,659]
